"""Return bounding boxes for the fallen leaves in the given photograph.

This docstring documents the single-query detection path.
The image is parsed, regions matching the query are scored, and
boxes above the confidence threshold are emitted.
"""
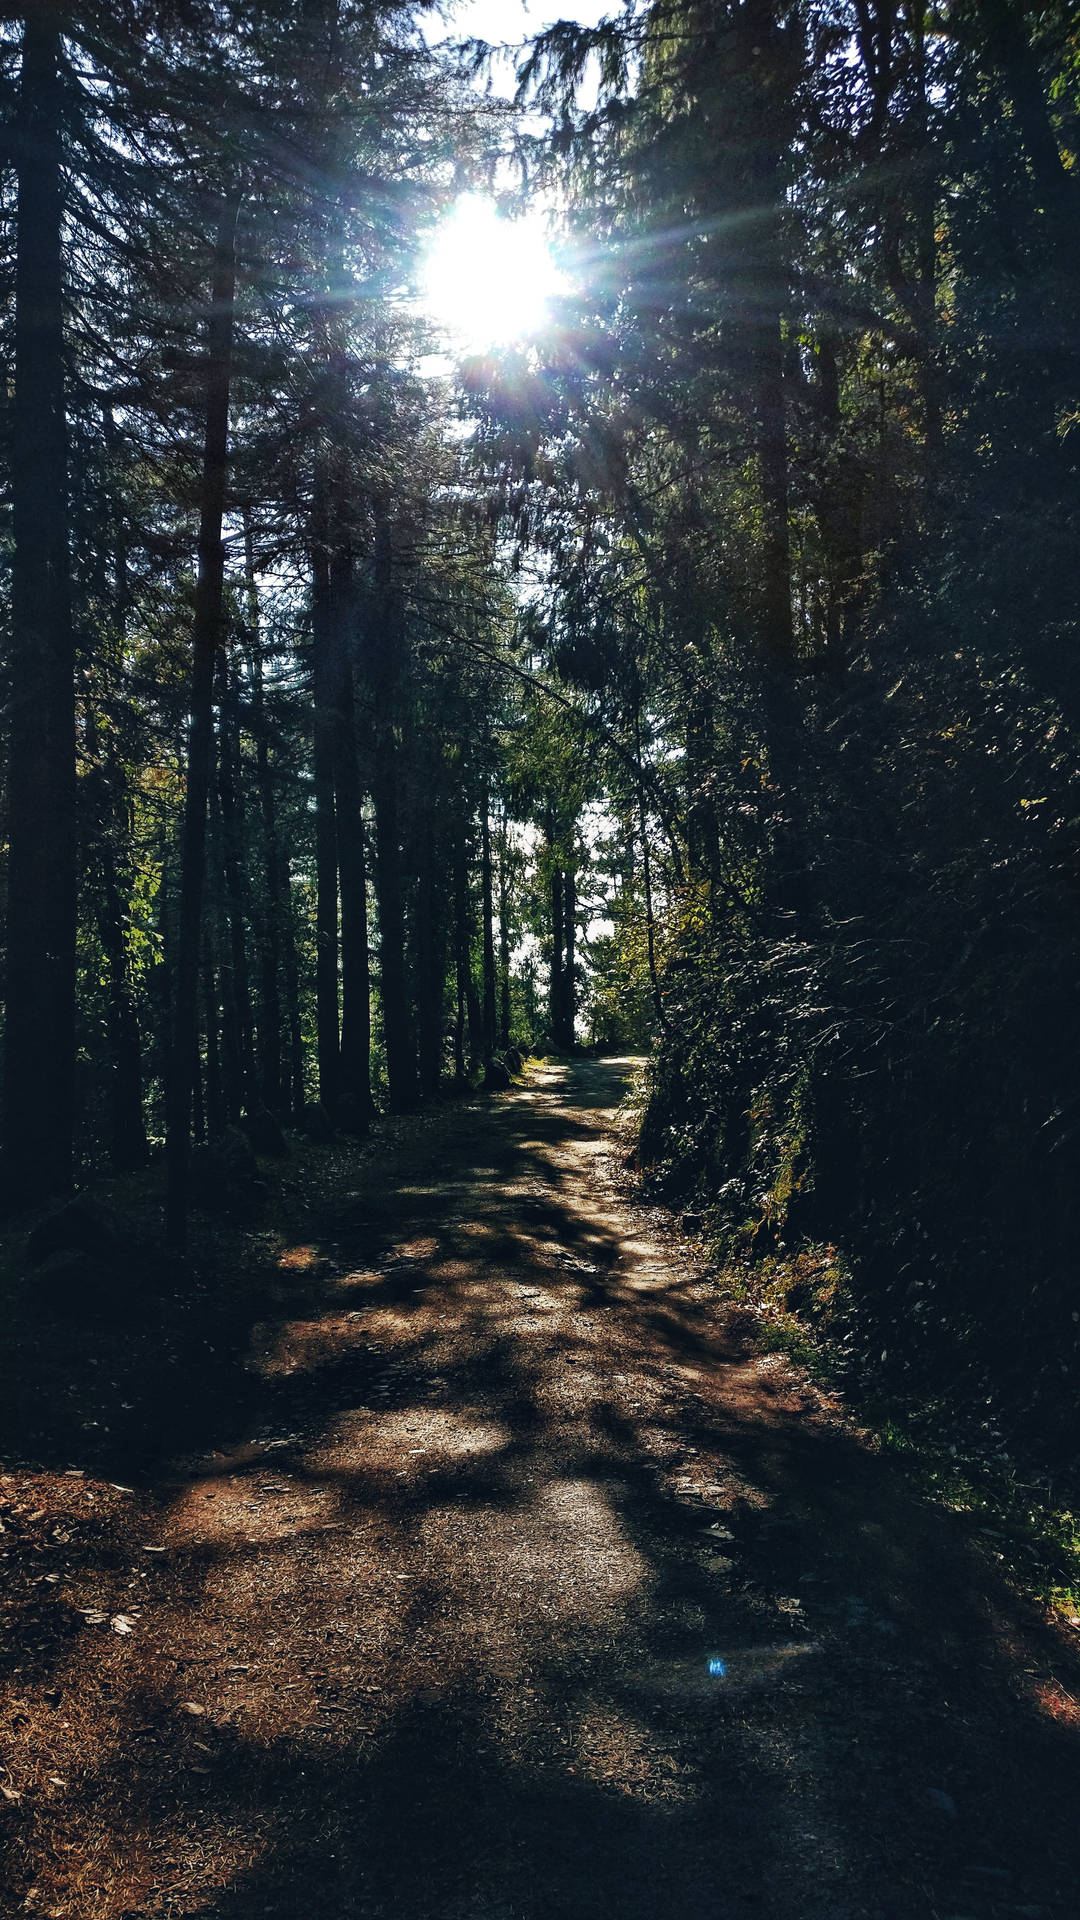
[77,1608,139,1634]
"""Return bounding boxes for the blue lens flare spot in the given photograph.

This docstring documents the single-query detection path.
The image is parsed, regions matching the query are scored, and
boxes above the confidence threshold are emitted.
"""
[707,1657,727,1678]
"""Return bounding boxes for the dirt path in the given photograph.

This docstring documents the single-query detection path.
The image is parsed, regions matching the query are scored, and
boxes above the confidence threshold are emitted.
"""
[2,1059,1079,1919]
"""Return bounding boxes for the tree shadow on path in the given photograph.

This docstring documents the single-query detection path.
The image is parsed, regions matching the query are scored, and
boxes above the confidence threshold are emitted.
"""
[3,1060,1079,1920]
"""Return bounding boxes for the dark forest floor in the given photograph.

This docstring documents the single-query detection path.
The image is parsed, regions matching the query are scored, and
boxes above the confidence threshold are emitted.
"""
[1,1059,1079,1919]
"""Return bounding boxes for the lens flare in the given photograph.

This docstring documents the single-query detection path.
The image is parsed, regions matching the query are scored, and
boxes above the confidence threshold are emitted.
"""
[421,195,566,351]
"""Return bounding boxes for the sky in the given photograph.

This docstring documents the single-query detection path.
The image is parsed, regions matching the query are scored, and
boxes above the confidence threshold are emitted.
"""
[428,0,616,95]
[440,1,614,41]
[413,0,617,353]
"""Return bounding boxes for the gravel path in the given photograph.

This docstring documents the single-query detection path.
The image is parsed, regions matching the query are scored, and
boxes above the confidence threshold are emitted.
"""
[3,1058,1078,1919]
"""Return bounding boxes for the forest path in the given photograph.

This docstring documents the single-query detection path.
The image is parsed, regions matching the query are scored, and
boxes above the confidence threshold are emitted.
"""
[5,1059,1079,1919]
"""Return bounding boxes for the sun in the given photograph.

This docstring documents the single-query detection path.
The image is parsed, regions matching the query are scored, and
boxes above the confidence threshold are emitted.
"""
[421,195,566,352]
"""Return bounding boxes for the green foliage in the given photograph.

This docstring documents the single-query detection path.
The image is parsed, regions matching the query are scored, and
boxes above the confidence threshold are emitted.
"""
[582,925,653,1052]
[505,0,1080,1458]
[873,1410,1080,1620]
[1,0,1077,1480]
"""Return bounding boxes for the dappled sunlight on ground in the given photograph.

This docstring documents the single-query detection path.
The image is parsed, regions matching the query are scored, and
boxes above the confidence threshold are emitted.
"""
[1,1060,1079,1917]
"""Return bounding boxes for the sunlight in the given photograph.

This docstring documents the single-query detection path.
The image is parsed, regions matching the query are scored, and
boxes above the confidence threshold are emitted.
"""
[421,194,566,351]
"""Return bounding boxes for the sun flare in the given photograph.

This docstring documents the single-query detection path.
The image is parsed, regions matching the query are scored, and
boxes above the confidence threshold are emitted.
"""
[422,195,566,351]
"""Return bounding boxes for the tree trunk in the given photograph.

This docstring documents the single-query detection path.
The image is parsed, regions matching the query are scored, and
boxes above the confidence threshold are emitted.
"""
[332,557,374,1129]
[498,817,512,1051]
[563,865,577,1051]
[453,836,468,1086]
[83,690,148,1173]
[549,860,565,1047]
[88,773,148,1171]
[210,781,242,1124]
[4,5,77,1207]
[453,829,482,1080]
[216,656,256,1113]
[153,817,174,1112]
[191,1016,206,1148]
[685,677,720,877]
[756,312,794,664]
[416,811,446,1102]
[165,196,239,1247]
[203,933,225,1141]
[243,527,285,1113]
[464,925,483,1076]
[364,515,419,1114]
[976,0,1078,244]
[310,513,340,1115]
[480,789,498,1074]
[284,892,306,1118]
[906,2,940,459]
[372,725,419,1111]
[634,702,666,1037]
[737,0,795,665]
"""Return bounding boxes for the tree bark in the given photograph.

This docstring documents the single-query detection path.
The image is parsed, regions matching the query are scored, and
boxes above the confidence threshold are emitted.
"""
[203,932,225,1141]
[311,509,340,1116]
[563,865,577,1050]
[975,0,1078,243]
[416,810,446,1102]
[906,2,940,459]
[365,518,418,1111]
[549,860,565,1047]
[165,196,239,1246]
[736,0,796,664]
[284,892,306,1118]
[83,661,148,1174]
[453,836,468,1086]
[332,556,374,1129]
[372,724,419,1110]
[453,829,482,1080]
[4,5,77,1207]
[216,656,256,1113]
[97,869,149,1172]
[210,780,242,1124]
[85,736,148,1171]
[243,526,285,1113]
[498,816,512,1051]
[635,701,667,1038]
[480,789,498,1075]
[757,316,794,664]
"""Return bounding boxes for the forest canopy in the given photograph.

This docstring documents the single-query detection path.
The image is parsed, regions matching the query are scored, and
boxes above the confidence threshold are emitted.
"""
[0,0,1077,1446]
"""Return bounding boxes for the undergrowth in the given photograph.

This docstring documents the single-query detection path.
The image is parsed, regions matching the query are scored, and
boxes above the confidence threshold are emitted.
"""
[707,1238,1080,1626]
[869,1408,1080,1621]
